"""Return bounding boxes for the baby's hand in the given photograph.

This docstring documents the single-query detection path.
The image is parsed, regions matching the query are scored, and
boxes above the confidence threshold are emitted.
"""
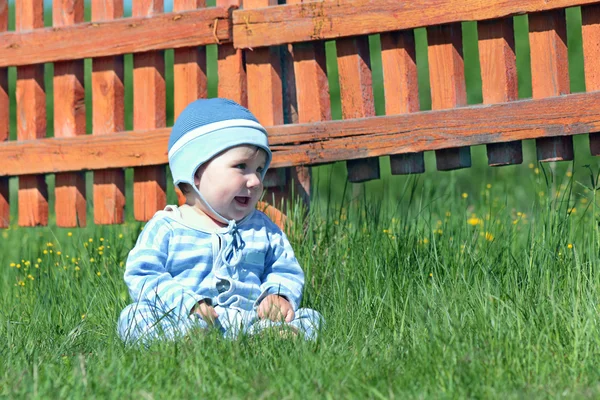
[191,300,218,325]
[257,294,294,323]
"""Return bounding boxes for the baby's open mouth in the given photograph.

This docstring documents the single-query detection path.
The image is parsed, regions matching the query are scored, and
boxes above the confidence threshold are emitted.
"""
[234,196,250,206]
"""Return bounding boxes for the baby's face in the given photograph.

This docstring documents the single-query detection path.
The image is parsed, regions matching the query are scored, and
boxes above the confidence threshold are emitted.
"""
[195,145,267,221]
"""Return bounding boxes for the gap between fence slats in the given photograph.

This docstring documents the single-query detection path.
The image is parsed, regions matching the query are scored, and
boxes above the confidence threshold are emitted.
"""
[380,30,424,175]
[0,7,231,68]
[16,0,48,227]
[92,0,126,225]
[132,0,167,221]
[529,10,573,162]
[232,0,600,49]
[428,23,471,171]
[478,18,523,166]
[1,91,600,176]
[53,0,87,228]
[582,4,600,156]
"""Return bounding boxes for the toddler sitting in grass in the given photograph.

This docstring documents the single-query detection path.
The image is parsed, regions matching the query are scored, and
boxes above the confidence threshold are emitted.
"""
[118,98,322,344]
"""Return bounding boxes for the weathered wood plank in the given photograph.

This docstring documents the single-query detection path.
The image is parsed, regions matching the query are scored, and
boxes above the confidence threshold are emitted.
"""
[232,0,600,49]
[478,18,523,166]
[217,0,246,107]
[3,91,597,176]
[0,7,231,68]
[380,30,424,175]
[92,0,126,225]
[529,10,573,161]
[0,0,8,228]
[53,0,87,227]
[132,0,167,221]
[428,23,471,171]
[337,36,379,182]
[16,0,48,227]
[582,4,600,156]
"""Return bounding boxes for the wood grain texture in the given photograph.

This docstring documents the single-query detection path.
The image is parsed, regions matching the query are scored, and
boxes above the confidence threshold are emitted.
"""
[582,4,600,156]
[0,7,230,68]
[232,0,600,49]
[428,23,471,171]
[337,36,379,182]
[1,91,599,176]
[92,0,126,225]
[173,0,207,120]
[132,0,167,221]
[380,30,424,175]
[53,0,86,227]
[217,0,247,106]
[16,0,48,227]
[0,1,8,228]
[478,18,523,166]
[529,10,573,161]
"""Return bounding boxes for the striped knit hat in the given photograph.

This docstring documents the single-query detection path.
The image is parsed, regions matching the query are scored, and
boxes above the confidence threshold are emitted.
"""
[168,98,272,224]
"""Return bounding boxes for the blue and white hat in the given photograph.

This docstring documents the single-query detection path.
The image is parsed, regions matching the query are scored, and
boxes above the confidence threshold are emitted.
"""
[168,98,272,225]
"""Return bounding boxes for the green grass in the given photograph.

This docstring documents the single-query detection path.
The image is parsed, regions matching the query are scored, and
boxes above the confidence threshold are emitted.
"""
[2,158,600,398]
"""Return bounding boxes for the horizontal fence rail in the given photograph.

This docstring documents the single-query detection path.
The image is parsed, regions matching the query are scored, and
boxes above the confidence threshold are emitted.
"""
[1,0,599,228]
[0,91,599,176]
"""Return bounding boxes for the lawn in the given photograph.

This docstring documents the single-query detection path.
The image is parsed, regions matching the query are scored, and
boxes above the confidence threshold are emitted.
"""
[2,139,600,398]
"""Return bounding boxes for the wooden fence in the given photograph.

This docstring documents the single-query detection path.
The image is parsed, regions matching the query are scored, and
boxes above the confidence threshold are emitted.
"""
[1,0,600,228]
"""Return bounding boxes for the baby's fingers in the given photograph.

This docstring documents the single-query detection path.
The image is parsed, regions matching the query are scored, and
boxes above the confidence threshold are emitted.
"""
[285,308,294,323]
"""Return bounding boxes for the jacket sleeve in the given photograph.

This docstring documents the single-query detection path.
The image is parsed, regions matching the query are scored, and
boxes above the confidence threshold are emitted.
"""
[123,216,207,318]
[255,225,305,311]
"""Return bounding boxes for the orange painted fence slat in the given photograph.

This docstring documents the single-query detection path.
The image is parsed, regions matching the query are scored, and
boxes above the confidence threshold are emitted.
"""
[380,30,424,175]
[427,23,471,171]
[2,91,600,177]
[92,0,126,225]
[133,0,167,221]
[16,0,48,227]
[232,0,600,49]
[0,0,8,228]
[53,0,86,228]
[0,7,231,68]
[529,10,573,162]
[582,4,600,156]
[478,18,523,166]
[337,36,379,182]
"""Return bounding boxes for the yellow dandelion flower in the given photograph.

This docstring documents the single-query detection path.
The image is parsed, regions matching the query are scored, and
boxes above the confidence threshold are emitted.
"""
[71,257,76,263]
[567,243,573,249]
[118,234,124,239]
[534,168,539,175]
[16,264,21,269]
[96,271,101,277]
[36,258,41,263]
[485,232,494,241]
[423,238,429,244]
[383,229,389,233]
[100,238,104,242]
[445,211,451,217]
[9,262,15,267]
[119,261,125,267]
[88,238,93,243]
[56,251,62,256]
[462,193,468,199]
[27,274,34,280]
[334,220,339,225]
[49,250,53,254]
[90,258,95,263]
[528,163,535,169]
[84,243,88,247]
[467,217,482,226]
[568,208,576,214]
[98,251,104,255]
[486,184,492,189]
[81,314,86,319]
[566,171,573,177]
[34,264,39,268]
[67,232,72,237]
[75,266,80,271]
[429,273,433,277]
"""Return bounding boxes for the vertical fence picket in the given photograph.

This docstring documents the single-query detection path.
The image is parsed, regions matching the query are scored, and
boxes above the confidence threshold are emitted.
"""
[336,36,379,182]
[380,30,424,175]
[173,0,208,206]
[0,0,8,228]
[427,23,471,171]
[217,0,246,107]
[53,0,86,227]
[132,0,167,221]
[581,5,600,156]
[244,0,290,209]
[529,10,573,162]
[15,0,48,226]
[478,19,522,166]
[92,0,125,225]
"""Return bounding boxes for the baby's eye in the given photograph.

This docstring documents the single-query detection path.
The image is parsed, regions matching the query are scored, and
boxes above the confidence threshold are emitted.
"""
[235,163,246,170]
[256,166,264,174]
